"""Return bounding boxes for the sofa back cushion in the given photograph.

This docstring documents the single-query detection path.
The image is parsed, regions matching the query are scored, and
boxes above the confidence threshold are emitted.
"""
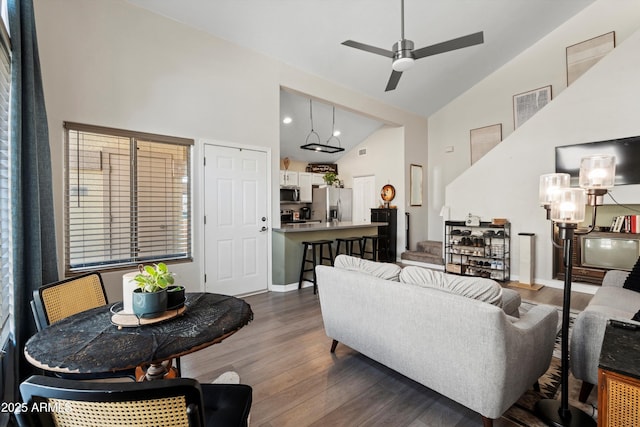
[334,255,401,281]
[399,266,503,307]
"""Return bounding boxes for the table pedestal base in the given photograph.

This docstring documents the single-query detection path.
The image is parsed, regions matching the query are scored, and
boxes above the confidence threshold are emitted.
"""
[136,359,178,381]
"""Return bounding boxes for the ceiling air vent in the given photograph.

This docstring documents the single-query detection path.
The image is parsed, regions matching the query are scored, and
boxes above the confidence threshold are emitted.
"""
[358,147,367,156]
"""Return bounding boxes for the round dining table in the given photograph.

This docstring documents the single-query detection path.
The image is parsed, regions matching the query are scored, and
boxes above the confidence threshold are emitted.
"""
[24,292,253,380]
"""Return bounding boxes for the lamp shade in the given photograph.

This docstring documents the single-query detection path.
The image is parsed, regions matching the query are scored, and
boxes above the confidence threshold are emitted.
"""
[550,187,586,224]
[579,154,616,189]
[538,173,570,207]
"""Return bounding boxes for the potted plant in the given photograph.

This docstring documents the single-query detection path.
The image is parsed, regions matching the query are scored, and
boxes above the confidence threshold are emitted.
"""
[323,172,338,186]
[166,284,185,309]
[132,262,174,317]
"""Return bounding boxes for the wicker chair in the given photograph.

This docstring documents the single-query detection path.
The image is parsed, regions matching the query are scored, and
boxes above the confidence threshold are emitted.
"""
[16,375,252,427]
[30,272,108,330]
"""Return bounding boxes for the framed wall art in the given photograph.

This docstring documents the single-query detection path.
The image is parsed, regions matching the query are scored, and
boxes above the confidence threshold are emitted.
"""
[566,31,615,86]
[470,124,502,165]
[409,164,423,206]
[513,85,551,129]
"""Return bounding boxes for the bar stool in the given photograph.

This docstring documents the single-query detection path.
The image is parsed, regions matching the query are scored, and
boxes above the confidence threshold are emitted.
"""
[335,237,363,257]
[361,235,381,261]
[298,239,334,294]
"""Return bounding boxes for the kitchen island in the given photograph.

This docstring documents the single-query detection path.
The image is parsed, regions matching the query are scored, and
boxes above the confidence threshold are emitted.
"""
[272,221,388,290]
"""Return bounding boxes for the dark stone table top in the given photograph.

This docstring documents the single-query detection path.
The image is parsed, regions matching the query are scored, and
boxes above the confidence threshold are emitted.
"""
[599,322,640,380]
[24,292,253,374]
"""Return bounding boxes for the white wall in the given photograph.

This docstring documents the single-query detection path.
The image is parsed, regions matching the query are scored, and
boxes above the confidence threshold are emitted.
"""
[338,126,406,253]
[429,0,640,291]
[34,0,428,299]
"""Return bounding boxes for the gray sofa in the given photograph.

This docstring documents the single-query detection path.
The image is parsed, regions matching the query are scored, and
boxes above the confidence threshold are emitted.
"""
[570,269,640,401]
[316,255,558,427]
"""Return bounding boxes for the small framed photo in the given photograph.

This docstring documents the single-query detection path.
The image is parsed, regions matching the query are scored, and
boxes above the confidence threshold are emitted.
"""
[513,85,551,129]
[470,124,502,165]
[566,31,615,86]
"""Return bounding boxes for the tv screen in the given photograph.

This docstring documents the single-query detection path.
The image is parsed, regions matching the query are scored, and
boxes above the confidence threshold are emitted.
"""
[555,136,640,186]
[581,236,639,271]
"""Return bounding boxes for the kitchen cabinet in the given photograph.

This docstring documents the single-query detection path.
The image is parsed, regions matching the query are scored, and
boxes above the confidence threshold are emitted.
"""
[311,173,325,186]
[279,170,298,187]
[298,172,313,202]
[444,220,510,282]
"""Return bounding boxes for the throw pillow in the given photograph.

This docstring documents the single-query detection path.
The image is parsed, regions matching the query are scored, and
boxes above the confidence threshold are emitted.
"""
[622,257,640,293]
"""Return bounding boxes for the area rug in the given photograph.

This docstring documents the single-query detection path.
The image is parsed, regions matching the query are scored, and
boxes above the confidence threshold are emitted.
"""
[500,303,597,426]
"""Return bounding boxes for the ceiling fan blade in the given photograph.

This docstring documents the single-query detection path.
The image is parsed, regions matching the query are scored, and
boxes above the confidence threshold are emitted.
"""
[413,31,484,59]
[342,40,394,58]
[385,70,402,92]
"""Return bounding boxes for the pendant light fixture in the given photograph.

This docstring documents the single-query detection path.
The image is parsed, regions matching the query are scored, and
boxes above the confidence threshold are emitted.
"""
[300,100,345,154]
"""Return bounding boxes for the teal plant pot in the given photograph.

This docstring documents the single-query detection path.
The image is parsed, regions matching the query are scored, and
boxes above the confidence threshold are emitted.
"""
[167,285,185,309]
[132,288,168,318]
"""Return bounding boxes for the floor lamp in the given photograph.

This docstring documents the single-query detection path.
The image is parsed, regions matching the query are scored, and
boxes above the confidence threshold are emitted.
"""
[536,154,615,427]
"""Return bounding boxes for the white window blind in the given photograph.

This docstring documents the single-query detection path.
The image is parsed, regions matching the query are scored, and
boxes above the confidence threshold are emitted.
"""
[64,123,193,274]
[0,14,11,343]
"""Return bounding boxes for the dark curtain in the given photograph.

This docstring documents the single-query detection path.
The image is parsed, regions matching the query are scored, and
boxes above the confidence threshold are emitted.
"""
[9,0,58,395]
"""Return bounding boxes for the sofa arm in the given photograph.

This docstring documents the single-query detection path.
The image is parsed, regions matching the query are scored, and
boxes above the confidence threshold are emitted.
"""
[570,305,640,386]
[510,304,557,333]
[570,310,609,386]
[502,304,558,405]
[602,270,630,288]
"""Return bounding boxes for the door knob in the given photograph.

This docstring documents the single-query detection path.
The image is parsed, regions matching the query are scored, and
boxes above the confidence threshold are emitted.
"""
[260,226,268,232]
[261,217,267,222]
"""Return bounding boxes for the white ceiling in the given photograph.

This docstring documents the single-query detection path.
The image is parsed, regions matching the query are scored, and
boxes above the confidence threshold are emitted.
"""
[126,0,595,162]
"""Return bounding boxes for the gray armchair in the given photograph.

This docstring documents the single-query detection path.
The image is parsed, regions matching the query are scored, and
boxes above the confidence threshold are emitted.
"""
[570,269,640,401]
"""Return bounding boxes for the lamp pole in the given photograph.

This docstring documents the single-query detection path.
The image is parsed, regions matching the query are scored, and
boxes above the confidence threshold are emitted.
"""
[536,155,615,427]
[535,224,596,427]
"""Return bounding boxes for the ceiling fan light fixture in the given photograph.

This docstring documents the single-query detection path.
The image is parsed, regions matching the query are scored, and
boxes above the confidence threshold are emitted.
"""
[392,56,414,72]
[391,39,415,72]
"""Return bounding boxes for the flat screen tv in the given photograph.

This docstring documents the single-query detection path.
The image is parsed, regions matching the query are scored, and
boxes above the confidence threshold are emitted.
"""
[581,235,640,271]
[555,136,640,186]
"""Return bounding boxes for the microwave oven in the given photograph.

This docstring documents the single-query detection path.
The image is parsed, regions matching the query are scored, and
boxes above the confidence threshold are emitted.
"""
[280,186,300,202]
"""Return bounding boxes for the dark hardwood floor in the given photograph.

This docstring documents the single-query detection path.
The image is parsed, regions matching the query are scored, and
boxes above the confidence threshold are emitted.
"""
[180,284,594,426]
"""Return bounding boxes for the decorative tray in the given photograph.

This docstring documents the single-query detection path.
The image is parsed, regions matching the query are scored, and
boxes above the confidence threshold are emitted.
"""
[110,302,186,328]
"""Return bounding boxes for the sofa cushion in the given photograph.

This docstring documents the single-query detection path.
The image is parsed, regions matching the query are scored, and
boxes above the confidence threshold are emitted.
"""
[399,266,503,307]
[333,255,402,281]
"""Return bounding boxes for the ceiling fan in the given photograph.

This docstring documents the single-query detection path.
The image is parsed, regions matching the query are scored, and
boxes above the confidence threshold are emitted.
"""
[342,0,484,92]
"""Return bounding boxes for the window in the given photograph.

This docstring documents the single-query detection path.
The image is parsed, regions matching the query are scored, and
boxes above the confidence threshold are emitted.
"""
[0,6,11,345]
[64,122,193,274]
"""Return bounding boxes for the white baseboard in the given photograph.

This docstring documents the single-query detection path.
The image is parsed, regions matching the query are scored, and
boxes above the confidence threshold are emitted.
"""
[270,281,313,293]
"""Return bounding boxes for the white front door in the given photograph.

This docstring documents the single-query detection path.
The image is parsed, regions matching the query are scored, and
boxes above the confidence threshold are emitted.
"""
[203,144,269,295]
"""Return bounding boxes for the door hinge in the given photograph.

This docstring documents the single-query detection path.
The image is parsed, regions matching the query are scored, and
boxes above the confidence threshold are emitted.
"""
[203,157,206,166]
[204,274,206,283]
[204,215,206,225]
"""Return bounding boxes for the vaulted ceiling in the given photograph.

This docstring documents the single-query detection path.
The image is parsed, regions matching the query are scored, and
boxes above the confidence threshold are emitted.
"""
[126,0,595,161]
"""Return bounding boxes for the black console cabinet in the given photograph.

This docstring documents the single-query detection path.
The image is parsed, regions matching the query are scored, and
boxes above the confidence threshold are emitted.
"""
[371,208,397,262]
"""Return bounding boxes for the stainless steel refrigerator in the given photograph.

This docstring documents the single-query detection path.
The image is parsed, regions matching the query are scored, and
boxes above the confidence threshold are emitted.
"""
[311,187,352,223]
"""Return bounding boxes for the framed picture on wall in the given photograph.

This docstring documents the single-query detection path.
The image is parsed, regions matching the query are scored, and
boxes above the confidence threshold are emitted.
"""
[513,85,552,129]
[470,124,502,165]
[566,31,615,86]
